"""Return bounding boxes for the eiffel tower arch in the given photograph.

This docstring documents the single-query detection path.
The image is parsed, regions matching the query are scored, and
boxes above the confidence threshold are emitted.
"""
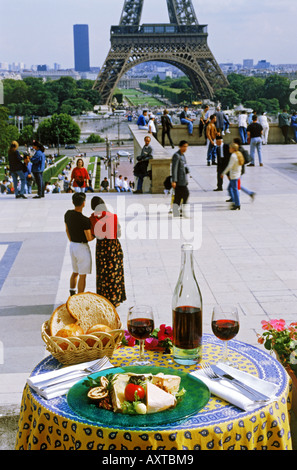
[93,0,228,105]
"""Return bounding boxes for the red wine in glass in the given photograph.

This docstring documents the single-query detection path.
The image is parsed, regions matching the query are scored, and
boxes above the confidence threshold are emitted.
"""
[127,305,154,365]
[127,318,154,340]
[211,305,239,365]
[211,319,239,341]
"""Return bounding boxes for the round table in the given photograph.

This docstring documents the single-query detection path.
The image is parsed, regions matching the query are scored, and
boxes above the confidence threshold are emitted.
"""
[15,335,293,450]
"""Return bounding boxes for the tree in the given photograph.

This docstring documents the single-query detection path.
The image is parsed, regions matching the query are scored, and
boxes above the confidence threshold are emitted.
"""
[214,88,240,109]
[0,107,19,157]
[37,113,81,146]
[18,125,35,146]
[60,98,93,115]
[263,75,291,109]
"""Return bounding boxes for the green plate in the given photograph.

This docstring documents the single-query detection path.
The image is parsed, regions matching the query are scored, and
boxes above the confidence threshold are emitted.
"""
[67,366,210,428]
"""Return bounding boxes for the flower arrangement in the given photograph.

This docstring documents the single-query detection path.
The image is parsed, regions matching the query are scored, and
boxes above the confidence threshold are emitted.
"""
[123,324,173,354]
[258,319,297,366]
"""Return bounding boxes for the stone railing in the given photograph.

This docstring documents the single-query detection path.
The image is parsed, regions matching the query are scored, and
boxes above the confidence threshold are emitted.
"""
[129,124,172,194]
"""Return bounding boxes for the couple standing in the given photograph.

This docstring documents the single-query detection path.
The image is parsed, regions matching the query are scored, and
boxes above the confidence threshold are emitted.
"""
[64,193,126,308]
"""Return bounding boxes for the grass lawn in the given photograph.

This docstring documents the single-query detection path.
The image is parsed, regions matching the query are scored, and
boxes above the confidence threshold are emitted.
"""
[121,89,164,107]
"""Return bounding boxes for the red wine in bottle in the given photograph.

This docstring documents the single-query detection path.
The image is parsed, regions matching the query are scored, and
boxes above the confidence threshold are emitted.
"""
[172,245,203,365]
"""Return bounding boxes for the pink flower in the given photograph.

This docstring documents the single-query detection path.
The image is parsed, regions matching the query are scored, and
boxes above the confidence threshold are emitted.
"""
[158,324,173,342]
[270,319,286,331]
[144,337,159,350]
[123,330,136,347]
[261,320,272,331]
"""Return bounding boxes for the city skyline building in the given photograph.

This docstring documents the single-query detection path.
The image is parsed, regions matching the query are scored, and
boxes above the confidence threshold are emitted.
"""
[73,24,90,72]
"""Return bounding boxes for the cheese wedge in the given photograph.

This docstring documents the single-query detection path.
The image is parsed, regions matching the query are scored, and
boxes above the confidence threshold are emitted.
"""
[151,373,181,395]
[146,382,176,414]
[111,374,130,412]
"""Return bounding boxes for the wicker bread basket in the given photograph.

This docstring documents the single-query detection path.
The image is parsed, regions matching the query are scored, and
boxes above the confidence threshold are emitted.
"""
[41,320,125,365]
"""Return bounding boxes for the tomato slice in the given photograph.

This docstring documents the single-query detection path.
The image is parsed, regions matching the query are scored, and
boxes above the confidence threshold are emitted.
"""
[125,383,145,402]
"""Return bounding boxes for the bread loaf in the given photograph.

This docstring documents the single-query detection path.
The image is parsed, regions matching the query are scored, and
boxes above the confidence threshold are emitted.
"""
[66,292,121,332]
[49,304,75,336]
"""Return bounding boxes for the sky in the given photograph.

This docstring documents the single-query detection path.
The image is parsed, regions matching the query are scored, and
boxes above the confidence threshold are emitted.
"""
[0,0,297,69]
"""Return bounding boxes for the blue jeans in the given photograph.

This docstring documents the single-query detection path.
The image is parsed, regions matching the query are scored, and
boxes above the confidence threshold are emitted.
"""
[292,125,297,143]
[11,170,26,196]
[250,137,263,165]
[228,179,240,207]
[207,142,217,163]
[239,127,247,144]
[180,118,193,135]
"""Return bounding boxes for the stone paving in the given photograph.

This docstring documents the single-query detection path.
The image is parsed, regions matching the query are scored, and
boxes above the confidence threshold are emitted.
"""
[1,143,297,447]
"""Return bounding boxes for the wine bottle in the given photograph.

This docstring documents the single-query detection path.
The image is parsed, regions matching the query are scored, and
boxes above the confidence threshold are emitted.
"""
[172,244,203,365]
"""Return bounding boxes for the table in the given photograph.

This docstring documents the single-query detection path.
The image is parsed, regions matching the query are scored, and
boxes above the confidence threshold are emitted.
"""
[15,335,293,450]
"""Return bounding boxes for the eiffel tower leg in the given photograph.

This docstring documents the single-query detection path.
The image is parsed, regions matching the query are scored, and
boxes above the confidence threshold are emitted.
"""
[93,47,133,105]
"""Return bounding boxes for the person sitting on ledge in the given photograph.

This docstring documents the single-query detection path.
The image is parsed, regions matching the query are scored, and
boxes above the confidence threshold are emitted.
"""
[137,110,148,130]
[180,105,194,136]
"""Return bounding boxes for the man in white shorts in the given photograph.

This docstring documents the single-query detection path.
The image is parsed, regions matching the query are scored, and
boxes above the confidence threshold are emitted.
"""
[64,192,94,295]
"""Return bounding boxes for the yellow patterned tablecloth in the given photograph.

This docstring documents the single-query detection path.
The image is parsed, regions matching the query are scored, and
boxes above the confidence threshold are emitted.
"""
[15,336,293,450]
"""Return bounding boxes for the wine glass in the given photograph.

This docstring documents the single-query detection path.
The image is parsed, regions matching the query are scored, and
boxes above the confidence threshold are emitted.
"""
[211,305,240,366]
[127,305,155,366]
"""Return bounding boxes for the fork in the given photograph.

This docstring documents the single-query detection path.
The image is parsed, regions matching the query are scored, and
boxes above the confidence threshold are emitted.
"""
[201,363,269,402]
[38,356,109,391]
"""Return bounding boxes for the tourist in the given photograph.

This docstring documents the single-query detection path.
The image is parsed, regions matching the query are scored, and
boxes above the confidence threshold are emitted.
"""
[64,192,94,295]
[8,141,26,199]
[161,109,174,148]
[223,113,231,135]
[259,112,270,145]
[148,114,158,140]
[199,105,210,139]
[214,106,225,135]
[89,196,126,307]
[248,110,257,125]
[213,135,230,192]
[100,177,110,192]
[233,137,256,201]
[70,158,90,193]
[206,115,218,166]
[133,136,153,194]
[137,110,149,130]
[171,140,190,217]
[23,153,33,194]
[238,111,248,144]
[221,143,245,211]
[180,106,194,136]
[278,109,291,144]
[247,115,263,166]
[291,111,297,143]
[31,140,46,199]
[123,177,132,192]
[115,175,124,192]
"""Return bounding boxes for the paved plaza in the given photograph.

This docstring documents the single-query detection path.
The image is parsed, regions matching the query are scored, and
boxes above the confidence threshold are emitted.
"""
[1,142,297,419]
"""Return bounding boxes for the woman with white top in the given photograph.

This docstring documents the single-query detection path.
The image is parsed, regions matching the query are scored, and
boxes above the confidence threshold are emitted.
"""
[221,143,245,211]
[258,112,270,145]
[148,115,158,140]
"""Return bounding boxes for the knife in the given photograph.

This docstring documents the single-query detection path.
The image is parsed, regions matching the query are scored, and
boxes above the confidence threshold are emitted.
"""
[211,364,271,402]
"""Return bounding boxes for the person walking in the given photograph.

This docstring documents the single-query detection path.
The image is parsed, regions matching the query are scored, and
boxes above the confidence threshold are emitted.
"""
[8,141,26,199]
[278,109,291,144]
[221,143,245,211]
[238,111,248,144]
[259,112,270,145]
[291,111,297,143]
[161,110,174,148]
[206,115,218,166]
[89,196,126,307]
[213,135,230,192]
[64,192,94,296]
[31,140,46,198]
[233,138,256,201]
[171,140,190,217]
[214,106,225,135]
[247,115,263,166]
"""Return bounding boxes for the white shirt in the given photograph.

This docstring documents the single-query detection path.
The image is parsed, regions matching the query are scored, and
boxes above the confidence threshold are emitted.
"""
[123,180,130,190]
[259,115,269,128]
[238,114,248,128]
[222,153,242,180]
[115,177,122,187]
[148,119,156,133]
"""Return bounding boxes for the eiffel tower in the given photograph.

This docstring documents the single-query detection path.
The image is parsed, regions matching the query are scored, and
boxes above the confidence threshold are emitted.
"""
[93,0,228,105]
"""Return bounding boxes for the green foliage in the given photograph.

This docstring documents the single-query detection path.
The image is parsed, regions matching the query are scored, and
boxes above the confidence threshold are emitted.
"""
[3,76,101,117]
[18,125,35,146]
[37,113,81,146]
[0,107,19,156]
[86,133,105,143]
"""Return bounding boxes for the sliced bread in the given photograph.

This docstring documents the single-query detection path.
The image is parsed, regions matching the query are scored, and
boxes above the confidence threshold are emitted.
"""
[66,292,121,332]
[49,304,76,336]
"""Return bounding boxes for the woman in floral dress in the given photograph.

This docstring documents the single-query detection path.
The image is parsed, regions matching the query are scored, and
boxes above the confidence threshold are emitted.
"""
[90,196,126,307]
